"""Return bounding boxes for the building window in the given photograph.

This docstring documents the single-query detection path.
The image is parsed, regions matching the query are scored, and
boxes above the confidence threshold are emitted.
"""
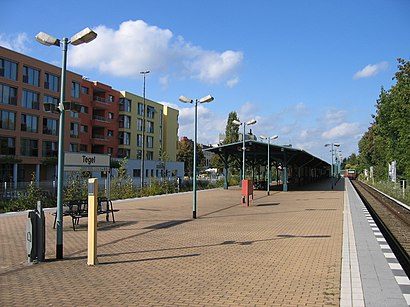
[119,132,130,145]
[0,58,18,80]
[42,140,58,157]
[69,143,79,152]
[23,66,40,86]
[146,151,153,160]
[133,169,141,177]
[146,121,154,133]
[43,118,57,135]
[71,81,80,98]
[119,115,131,129]
[108,112,114,120]
[117,148,130,158]
[138,103,144,116]
[137,118,143,131]
[107,130,113,137]
[70,122,79,138]
[21,114,38,133]
[137,134,143,147]
[0,136,15,155]
[80,144,88,152]
[80,106,88,114]
[44,72,59,92]
[147,136,154,148]
[21,139,38,157]
[119,98,131,112]
[0,83,18,105]
[22,90,40,110]
[81,86,89,94]
[147,106,155,119]
[80,125,88,133]
[0,110,16,130]
[70,111,79,119]
[108,95,114,102]
[107,147,113,154]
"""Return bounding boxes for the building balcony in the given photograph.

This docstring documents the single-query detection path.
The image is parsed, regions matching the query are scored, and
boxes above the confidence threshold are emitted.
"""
[92,96,112,108]
[92,115,111,127]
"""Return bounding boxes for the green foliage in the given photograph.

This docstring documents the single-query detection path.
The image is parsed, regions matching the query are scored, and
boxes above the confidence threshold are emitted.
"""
[224,111,240,144]
[177,138,205,177]
[64,172,88,201]
[358,58,410,180]
[0,173,56,212]
[110,157,135,199]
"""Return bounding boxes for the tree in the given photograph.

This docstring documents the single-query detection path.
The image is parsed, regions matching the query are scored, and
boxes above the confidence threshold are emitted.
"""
[177,137,205,177]
[357,58,410,179]
[224,111,240,144]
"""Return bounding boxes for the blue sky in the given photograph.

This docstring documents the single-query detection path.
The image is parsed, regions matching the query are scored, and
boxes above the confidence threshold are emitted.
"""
[1,0,409,162]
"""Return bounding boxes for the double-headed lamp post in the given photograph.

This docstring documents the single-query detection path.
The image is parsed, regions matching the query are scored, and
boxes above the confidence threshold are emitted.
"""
[179,95,214,219]
[260,135,278,195]
[232,119,257,181]
[36,28,97,259]
[140,70,150,188]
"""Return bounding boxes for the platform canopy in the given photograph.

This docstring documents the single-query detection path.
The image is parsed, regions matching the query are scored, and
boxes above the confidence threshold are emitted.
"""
[204,140,330,190]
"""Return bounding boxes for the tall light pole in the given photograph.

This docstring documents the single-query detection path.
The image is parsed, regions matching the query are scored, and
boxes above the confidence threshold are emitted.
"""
[36,28,97,259]
[140,70,150,188]
[179,95,214,219]
[260,135,278,195]
[232,119,257,181]
[325,143,340,188]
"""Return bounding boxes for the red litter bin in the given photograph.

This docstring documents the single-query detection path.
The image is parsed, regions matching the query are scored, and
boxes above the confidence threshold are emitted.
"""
[241,179,254,207]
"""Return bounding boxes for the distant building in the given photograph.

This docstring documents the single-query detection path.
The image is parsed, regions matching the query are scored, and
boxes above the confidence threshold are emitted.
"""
[0,46,183,186]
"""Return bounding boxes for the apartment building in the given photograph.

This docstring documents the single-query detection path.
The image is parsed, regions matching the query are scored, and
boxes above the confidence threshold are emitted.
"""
[0,46,182,186]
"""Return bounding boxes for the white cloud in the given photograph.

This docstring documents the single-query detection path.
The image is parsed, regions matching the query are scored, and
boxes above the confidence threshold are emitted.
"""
[323,109,347,125]
[0,33,30,53]
[69,20,243,86]
[227,76,239,88]
[321,122,361,139]
[353,61,388,79]
[162,101,225,145]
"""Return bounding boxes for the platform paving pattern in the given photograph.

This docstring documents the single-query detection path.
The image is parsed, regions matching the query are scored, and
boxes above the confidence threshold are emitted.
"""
[0,181,344,306]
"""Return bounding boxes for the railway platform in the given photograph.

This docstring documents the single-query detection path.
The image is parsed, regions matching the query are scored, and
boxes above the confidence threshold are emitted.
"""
[0,178,409,306]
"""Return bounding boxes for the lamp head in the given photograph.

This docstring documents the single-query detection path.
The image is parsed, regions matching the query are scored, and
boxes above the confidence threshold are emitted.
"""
[179,96,193,103]
[70,27,97,45]
[246,119,257,125]
[198,95,214,103]
[35,32,60,46]
[232,120,242,126]
[271,135,279,140]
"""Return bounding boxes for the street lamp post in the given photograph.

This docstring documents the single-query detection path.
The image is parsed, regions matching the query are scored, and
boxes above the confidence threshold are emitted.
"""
[36,28,97,259]
[140,70,150,188]
[324,143,340,189]
[260,135,278,195]
[179,95,214,219]
[232,119,257,181]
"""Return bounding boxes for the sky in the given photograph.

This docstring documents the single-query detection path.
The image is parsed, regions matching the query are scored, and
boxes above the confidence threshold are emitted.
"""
[1,0,409,163]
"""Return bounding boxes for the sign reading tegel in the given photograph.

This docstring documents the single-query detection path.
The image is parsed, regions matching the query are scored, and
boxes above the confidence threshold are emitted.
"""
[64,153,110,171]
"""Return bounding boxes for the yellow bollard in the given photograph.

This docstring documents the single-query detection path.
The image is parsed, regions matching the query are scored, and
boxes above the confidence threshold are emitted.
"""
[87,178,98,265]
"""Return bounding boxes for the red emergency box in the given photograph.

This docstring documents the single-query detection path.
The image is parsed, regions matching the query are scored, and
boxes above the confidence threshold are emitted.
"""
[241,179,254,206]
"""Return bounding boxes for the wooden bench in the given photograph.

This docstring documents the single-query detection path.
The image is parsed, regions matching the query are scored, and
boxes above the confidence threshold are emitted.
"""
[53,197,119,230]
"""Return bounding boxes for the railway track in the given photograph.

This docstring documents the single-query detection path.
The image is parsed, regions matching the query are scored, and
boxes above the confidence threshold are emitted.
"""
[351,179,410,277]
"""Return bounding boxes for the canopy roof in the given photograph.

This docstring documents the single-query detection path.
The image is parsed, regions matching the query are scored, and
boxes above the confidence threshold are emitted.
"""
[204,140,329,170]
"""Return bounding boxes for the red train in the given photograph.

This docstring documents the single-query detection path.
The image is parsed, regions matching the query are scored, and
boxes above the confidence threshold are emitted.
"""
[342,169,358,180]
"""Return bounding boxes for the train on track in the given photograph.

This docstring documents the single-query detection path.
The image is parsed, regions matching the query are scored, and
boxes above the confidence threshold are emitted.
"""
[341,169,358,180]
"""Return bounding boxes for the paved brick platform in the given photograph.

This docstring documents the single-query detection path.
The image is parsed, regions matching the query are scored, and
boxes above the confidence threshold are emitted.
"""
[0,180,344,306]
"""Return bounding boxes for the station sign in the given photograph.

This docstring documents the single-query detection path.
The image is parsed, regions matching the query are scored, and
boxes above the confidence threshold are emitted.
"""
[64,153,110,172]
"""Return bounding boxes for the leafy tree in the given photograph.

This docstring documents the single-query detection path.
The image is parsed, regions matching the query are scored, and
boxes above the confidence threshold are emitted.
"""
[224,111,240,144]
[177,137,205,177]
[357,58,410,179]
